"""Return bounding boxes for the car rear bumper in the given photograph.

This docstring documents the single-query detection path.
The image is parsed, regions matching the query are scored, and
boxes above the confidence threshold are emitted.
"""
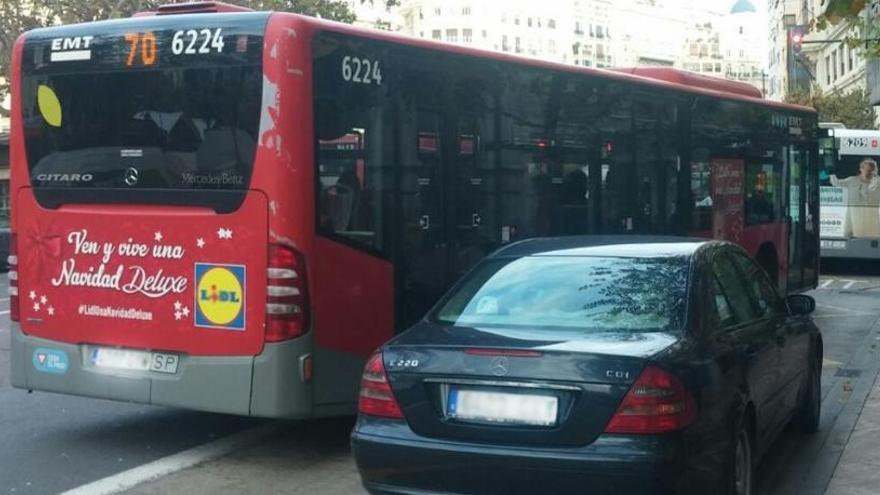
[9,323,316,418]
[352,418,692,495]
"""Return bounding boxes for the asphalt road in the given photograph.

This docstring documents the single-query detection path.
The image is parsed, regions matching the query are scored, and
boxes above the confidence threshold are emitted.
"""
[1,267,879,495]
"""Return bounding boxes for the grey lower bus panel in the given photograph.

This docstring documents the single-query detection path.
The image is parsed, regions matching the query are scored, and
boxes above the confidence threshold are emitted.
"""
[9,324,323,419]
[821,238,880,259]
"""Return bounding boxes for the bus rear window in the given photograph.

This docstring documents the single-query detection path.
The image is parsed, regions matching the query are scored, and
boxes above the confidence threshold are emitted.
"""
[19,18,265,210]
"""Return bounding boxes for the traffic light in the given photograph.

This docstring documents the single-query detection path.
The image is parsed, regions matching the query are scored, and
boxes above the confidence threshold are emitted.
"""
[789,28,804,54]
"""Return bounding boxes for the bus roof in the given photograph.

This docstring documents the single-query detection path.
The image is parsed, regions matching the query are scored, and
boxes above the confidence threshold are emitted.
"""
[20,9,816,116]
[827,128,880,138]
[283,12,816,115]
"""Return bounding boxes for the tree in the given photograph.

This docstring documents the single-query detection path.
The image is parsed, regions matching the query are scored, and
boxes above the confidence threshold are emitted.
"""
[811,0,880,57]
[0,0,398,117]
[785,88,877,129]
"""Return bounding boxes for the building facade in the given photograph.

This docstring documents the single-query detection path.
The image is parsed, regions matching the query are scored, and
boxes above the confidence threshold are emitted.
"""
[401,0,768,91]
[767,0,870,101]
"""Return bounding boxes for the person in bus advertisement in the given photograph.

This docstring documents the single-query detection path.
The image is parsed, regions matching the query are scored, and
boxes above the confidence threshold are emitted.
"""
[829,157,880,238]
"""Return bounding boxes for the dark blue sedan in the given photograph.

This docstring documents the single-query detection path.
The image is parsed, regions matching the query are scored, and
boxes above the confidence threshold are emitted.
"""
[351,237,821,495]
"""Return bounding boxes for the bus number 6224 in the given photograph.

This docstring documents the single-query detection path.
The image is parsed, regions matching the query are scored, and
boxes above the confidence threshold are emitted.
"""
[342,56,382,85]
[171,28,225,55]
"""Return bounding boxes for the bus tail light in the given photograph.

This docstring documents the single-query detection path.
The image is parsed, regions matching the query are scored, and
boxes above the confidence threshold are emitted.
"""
[604,365,696,434]
[265,244,309,342]
[358,353,404,419]
[8,232,18,322]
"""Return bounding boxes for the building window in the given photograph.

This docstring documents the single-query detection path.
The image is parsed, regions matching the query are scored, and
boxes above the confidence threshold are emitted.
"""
[515,16,520,25]
[528,17,533,27]
[575,21,583,35]
[596,25,604,38]
[832,50,838,80]
[849,46,854,71]
[432,29,441,40]
[446,29,458,43]
[825,55,831,85]
[462,6,471,15]
[502,35,509,51]
[840,46,845,75]
[548,19,556,29]
[515,37,521,53]
[434,7,441,15]
[463,28,473,43]
[548,39,556,53]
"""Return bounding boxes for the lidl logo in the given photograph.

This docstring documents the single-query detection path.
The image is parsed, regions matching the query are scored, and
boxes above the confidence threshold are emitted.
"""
[195,263,246,330]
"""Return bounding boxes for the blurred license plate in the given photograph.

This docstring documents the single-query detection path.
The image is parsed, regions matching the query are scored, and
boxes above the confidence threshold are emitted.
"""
[821,240,846,249]
[447,389,558,426]
[90,347,179,374]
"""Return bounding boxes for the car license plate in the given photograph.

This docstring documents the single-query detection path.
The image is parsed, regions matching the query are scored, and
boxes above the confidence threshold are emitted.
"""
[821,240,846,249]
[89,347,179,374]
[447,388,558,426]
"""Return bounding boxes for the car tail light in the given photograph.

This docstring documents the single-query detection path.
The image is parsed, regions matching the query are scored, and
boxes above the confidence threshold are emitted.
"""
[604,365,696,434]
[265,244,309,342]
[358,353,404,419]
[8,232,18,322]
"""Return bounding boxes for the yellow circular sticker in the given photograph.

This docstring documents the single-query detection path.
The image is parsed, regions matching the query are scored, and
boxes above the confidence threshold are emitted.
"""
[37,85,62,127]
[196,266,244,327]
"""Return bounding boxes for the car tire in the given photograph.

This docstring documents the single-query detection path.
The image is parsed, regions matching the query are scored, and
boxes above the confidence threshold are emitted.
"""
[726,419,753,495]
[795,355,821,434]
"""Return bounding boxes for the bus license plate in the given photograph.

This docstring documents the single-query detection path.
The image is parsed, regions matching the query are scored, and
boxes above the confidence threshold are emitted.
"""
[90,347,179,374]
[447,388,558,426]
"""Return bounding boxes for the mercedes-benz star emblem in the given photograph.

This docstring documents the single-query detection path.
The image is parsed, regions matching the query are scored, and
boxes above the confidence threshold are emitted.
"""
[124,167,139,186]
[490,356,509,377]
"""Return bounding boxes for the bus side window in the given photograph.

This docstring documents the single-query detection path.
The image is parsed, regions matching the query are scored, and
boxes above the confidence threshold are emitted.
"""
[690,148,712,231]
[745,158,782,226]
[314,45,394,254]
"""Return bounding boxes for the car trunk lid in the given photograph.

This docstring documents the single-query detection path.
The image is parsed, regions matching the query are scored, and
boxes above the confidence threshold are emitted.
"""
[383,323,680,447]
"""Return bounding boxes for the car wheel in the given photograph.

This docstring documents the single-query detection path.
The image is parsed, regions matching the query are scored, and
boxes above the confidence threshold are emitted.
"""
[796,356,821,434]
[729,424,753,495]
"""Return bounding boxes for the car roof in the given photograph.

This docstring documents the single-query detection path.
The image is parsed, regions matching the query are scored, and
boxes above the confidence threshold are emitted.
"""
[490,236,715,258]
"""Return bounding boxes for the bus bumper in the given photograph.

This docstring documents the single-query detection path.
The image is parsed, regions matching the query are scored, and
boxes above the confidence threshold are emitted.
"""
[9,324,315,418]
[821,238,880,259]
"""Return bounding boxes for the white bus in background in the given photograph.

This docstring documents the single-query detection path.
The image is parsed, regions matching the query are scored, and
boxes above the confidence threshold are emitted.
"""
[819,125,880,259]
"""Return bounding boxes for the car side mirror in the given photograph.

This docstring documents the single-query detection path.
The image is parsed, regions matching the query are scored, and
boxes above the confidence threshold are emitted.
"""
[787,294,816,316]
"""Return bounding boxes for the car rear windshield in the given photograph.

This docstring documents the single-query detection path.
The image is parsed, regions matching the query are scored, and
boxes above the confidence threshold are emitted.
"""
[434,255,690,332]
[19,15,266,210]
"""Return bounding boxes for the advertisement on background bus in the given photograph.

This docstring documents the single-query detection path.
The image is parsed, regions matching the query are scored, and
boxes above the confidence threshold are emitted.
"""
[819,127,880,257]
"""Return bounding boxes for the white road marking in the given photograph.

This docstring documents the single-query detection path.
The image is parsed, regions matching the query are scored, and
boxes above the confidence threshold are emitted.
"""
[816,303,879,316]
[817,278,867,290]
[60,422,282,495]
[0,310,9,315]
[0,297,10,302]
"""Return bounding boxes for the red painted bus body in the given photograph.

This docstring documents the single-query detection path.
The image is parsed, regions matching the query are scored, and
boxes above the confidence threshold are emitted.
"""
[9,8,818,418]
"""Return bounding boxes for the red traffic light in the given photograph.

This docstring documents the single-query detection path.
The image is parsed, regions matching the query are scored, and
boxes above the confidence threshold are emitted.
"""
[791,33,802,43]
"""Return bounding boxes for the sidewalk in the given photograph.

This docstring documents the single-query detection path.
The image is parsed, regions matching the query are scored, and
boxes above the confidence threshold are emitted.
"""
[825,371,880,495]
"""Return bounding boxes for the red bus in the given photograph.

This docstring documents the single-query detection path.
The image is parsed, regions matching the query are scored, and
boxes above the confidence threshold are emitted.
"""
[8,3,818,418]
